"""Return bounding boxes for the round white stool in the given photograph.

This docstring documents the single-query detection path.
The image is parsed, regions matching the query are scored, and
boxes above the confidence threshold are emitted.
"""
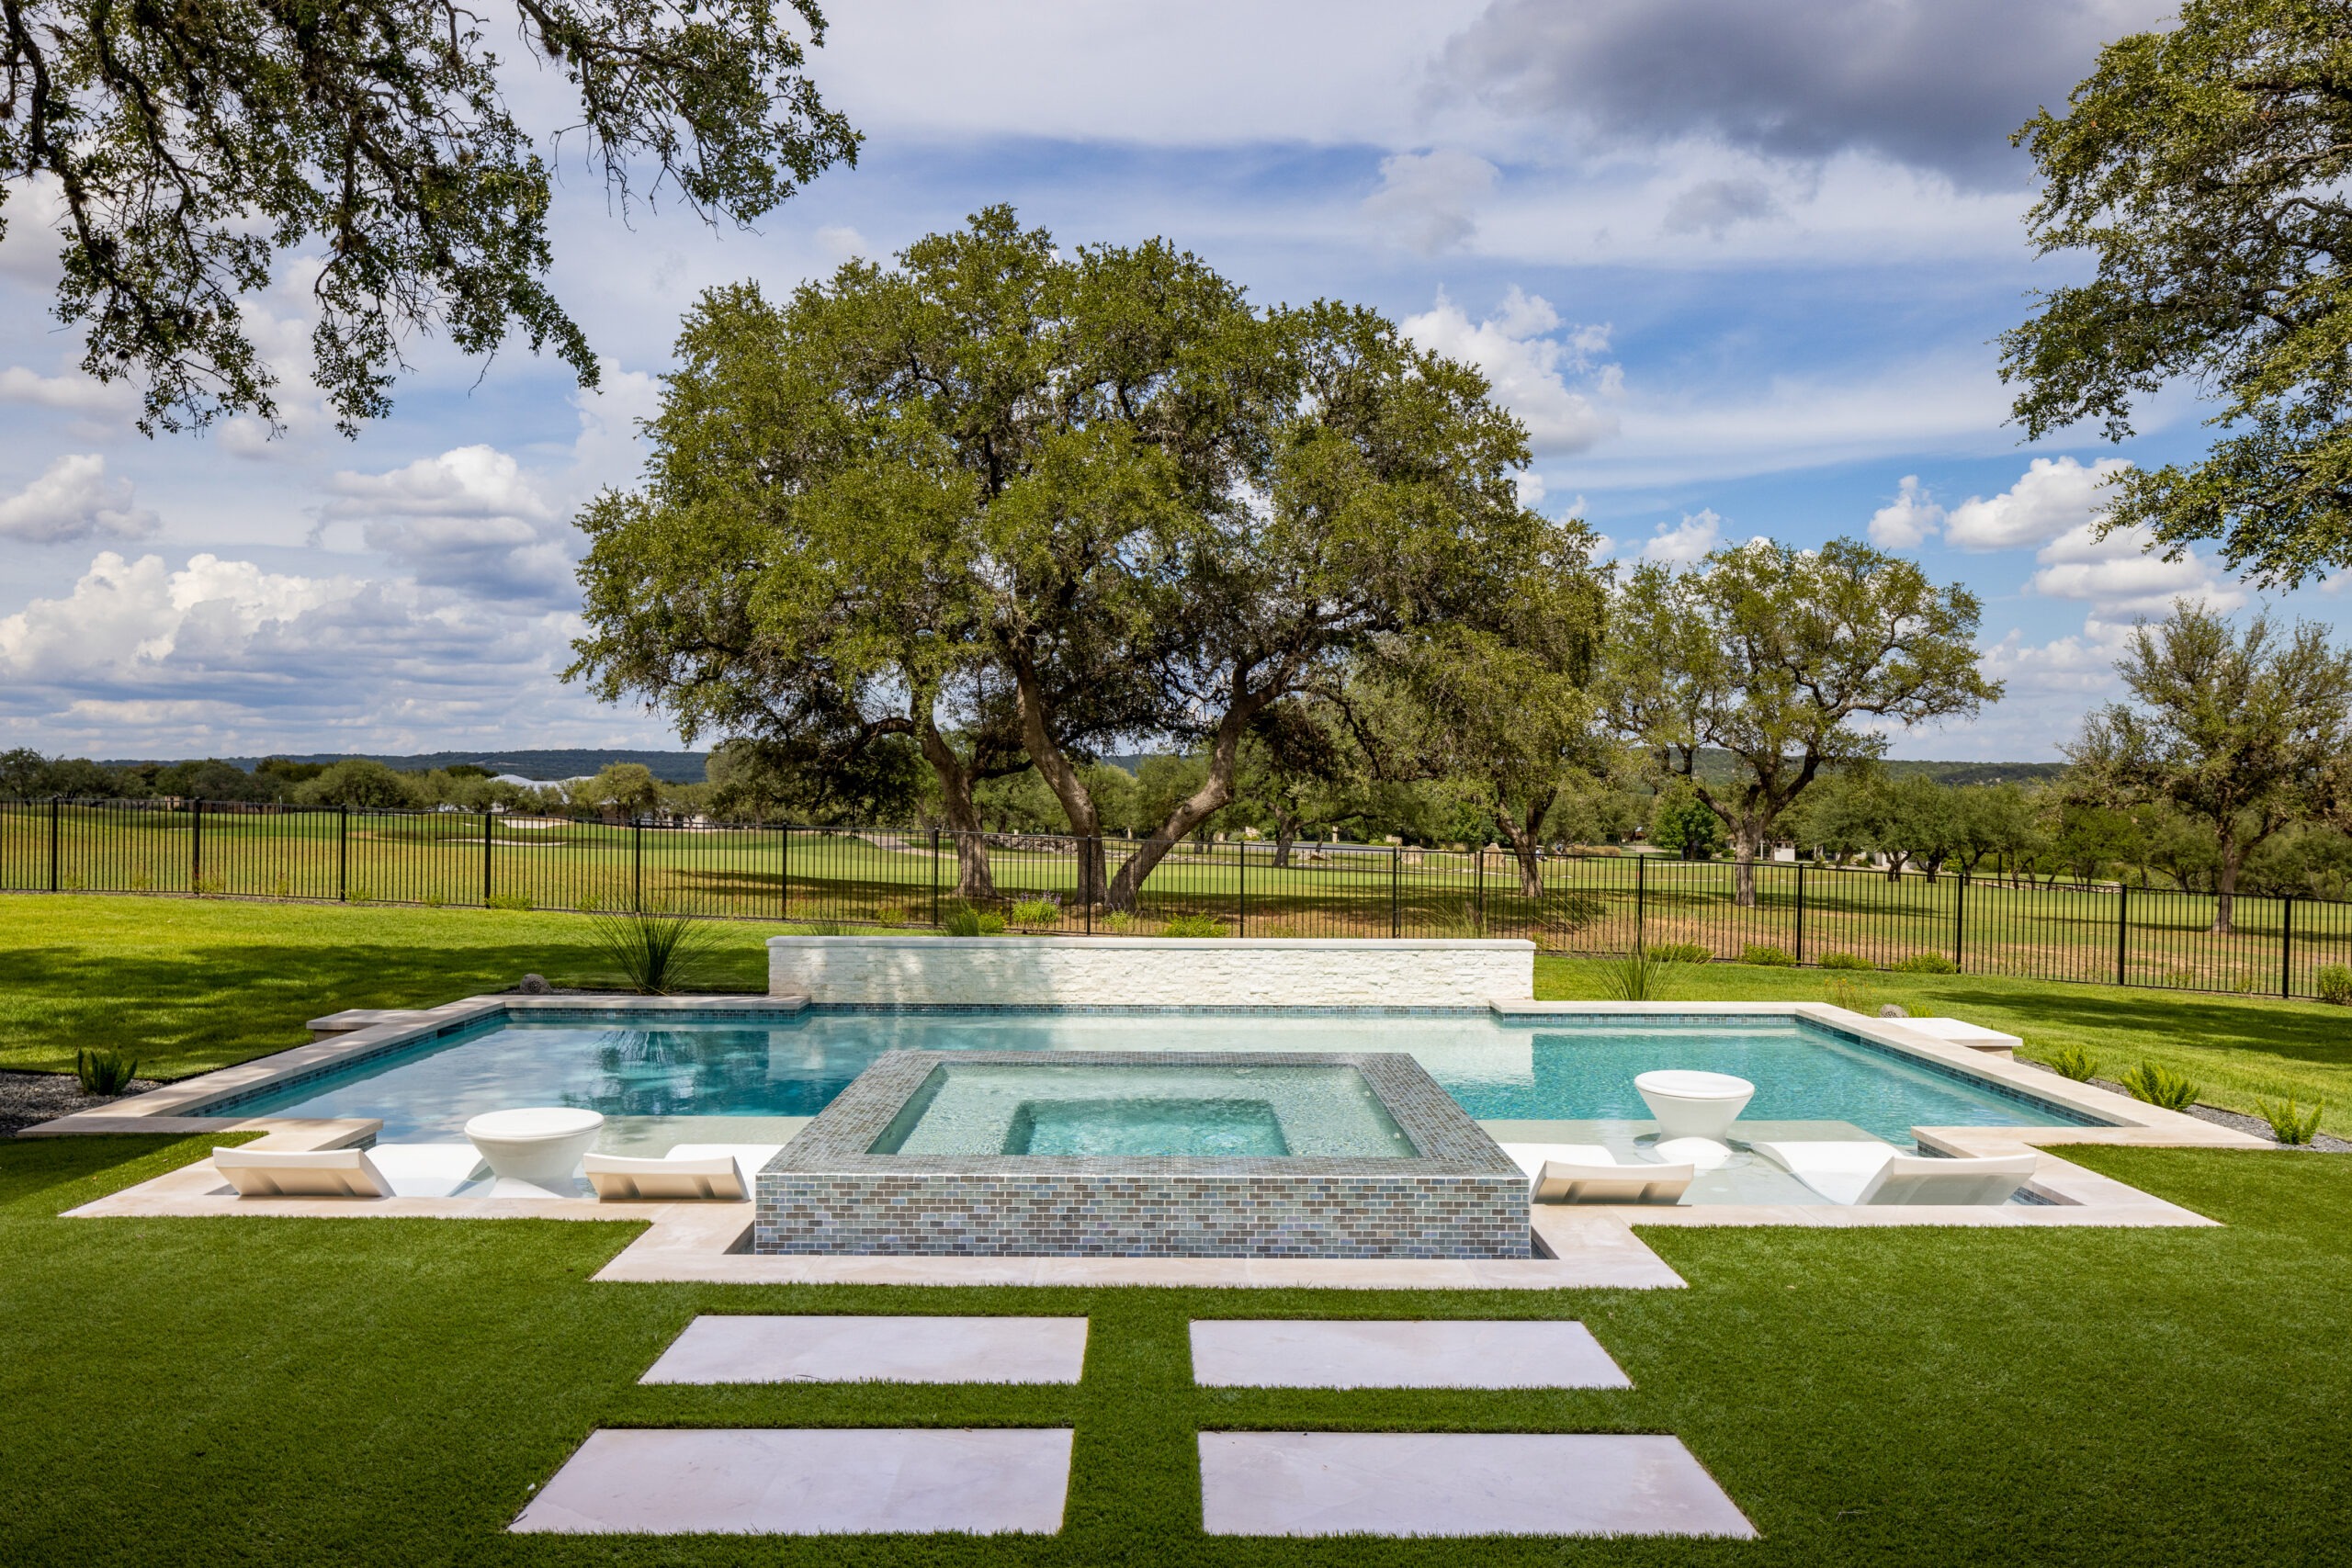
[1634,1069,1755,1144]
[464,1107,604,1184]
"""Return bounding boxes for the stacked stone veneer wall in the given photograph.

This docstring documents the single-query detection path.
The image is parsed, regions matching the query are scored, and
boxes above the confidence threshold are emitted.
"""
[753,1049,1531,1260]
[765,936,1534,1007]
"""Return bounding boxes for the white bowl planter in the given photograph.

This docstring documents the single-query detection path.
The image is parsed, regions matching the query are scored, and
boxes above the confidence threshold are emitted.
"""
[464,1107,605,1184]
[1634,1069,1756,1145]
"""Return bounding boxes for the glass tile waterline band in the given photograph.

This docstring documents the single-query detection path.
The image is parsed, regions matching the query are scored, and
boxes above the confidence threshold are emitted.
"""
[4,796,2346,1001]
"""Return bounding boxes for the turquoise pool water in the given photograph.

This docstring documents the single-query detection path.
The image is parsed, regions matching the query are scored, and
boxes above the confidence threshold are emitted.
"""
[202,1008,2100,1148]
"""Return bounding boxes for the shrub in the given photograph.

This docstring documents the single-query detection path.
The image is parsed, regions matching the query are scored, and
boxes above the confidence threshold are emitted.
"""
[487,892,535,911]
[2045,1043,2099,1082]
[75,1048,140,1097]
[2256,1099,2325,1145]
[1599,944,1680,1002]
[1645,942,1712,964]
[1741,943,1795,967]
[2119,1061,2201,1111]
[191,874,225,896]
[1007,897,1061,926]
[2316,964,2352,1006]
[1428,899,1486,939]
[784,919,848,936]
[1100,910,1140,934]
[1823,977,1871,1013]
[587,905,720,994]
[1160,913,1229,938]
[1817,951,1872,970]
[941,903,1006,936]
[1893,953,1959,974]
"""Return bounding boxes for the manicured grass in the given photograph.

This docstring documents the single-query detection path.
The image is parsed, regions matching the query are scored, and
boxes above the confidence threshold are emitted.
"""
[0,895,774,1077]
[1537,955,2352,1137]
[2,1135,2346,1564]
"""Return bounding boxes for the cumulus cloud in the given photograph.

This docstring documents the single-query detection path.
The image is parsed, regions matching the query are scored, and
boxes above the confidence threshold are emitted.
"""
[1661,176,1781,238]
[1976,615,2138,699]
[1641,509,1723,563]
[1363,148,1501,254]
[322,445,571,600]
[816,224,871,265]
[1867,475,1944,548]
[1401,286,1620,453]
[1442,0,2168,186]
[0,455,160,543]
[1942,455,2131,551]
[2027,523,2245,616]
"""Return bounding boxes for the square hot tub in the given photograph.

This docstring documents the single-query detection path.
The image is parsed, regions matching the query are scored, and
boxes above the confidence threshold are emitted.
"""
[754,1050,1530,1259]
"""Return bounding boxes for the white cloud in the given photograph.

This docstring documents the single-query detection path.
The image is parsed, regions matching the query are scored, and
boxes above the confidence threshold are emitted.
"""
[0,455,160,543]
[1867,474,1944,548]
[0,363,140,416]
[815,224,872,265]
[1641,509,1722,562]
[1401,287,1620,454]
[322,445,571,600]
[1943,456,2131,551]
[1976,615,2138,699]
[1363,149,1501,254]
[2027,522,2245,616]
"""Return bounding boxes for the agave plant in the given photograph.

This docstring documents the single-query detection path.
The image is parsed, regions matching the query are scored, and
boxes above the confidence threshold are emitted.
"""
[2118,1061,2200,1112]
[2256,1099,2325,1145]
[75,1048,141,1097]
[1599,944,1679,1002]
[587,904,720,995]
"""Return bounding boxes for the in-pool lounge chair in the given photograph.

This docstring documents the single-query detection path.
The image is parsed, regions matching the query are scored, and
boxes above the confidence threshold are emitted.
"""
[1754,1141,2038,1206]
[1498,1143,1694,1204]
[582,1151,751,1201]
[214,1145,393,1198]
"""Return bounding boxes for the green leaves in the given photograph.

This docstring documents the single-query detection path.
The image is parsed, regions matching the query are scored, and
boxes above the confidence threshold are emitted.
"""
[3,0,857,434]
[2004,0,2352,584]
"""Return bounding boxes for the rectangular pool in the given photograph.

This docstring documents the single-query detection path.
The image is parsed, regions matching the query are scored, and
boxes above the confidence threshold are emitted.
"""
[199,1007,2103,1153]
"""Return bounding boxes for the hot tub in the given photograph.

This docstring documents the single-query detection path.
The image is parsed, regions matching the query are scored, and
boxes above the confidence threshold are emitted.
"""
[753,1050,1530,1259]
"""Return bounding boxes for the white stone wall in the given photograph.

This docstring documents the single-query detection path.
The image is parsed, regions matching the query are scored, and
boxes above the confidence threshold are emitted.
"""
[765,937,1534,1007]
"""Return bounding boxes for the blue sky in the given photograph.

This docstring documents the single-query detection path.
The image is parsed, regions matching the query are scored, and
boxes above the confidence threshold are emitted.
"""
[1,0,2335,762]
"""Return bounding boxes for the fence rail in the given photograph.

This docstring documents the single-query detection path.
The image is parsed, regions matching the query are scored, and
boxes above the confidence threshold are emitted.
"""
[5,796,2347,1001]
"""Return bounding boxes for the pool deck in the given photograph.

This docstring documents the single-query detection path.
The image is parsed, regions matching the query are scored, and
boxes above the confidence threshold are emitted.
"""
[32,993,2260,1287]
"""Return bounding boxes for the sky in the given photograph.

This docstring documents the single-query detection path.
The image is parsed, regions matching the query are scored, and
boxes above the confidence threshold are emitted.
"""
[0,0,2334,764]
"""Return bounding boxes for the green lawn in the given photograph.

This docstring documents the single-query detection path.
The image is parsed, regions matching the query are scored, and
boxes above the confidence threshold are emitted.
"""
[2,1135,2345,1565]
[1536,956,2352,1139]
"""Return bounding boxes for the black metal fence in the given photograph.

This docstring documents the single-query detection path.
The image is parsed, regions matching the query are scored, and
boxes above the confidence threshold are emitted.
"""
[6,796,2349,1000]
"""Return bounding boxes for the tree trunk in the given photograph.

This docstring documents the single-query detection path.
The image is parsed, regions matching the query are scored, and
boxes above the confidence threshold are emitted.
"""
[1492,784,1557,899]
[1272,807,1299,869]
[1733,825,1761,908]
[1103,694,1268,912]
[1010,654,1108,907]
[2212,840,2240,934]
[915,715,997,901]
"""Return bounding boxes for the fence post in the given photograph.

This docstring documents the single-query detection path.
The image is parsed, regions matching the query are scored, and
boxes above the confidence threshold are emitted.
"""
[1634,852,1646,953]
[1952,871,1967,971]
[930,828,941,927]
[1390,846,1401,938]
[482,810,493,906]
[2281,895,2294,999]
[1238,837,1248,936]
[632,819,643,912]
[338,807,349,901]
[1475,844,1486,931]
[782,823,792,921]
[1083,838,1093,935]
[191,797,202,892]
[1793,860,1805,964]
[2115,882,2129,987]
[50,795,61,892]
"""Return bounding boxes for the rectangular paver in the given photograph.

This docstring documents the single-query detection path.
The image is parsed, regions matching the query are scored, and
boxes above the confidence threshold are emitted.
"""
[1190,1320,1631,1388]
[641,1314,1088,1384]
[1198,1432,1755,1538]
[512,1428,1073,1535]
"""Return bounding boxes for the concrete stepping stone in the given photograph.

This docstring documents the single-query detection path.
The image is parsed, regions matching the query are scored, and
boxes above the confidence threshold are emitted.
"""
[1198,1432,1754,1538]
[512,1427,1073,1535]
[642,1314,1089,1385]
[1190,1319,1631,1388]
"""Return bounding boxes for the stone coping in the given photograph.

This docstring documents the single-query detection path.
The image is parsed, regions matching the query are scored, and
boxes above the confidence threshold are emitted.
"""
[764,935,1540,951]
[769,1049,1518,1180]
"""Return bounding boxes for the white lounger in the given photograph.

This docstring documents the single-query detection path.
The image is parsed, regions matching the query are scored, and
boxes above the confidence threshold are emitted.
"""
[1754,1141,2039,1206]
[1498,1143,1694,1204]
[214,1145,392,1199]
[582,1152,749,1201]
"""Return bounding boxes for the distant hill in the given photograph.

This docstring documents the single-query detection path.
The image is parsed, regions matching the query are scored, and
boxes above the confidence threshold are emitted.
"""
[100,749,711,783]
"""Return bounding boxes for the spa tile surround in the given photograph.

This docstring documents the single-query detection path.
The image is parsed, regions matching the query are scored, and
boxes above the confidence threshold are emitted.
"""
[754,1050,1531,1259]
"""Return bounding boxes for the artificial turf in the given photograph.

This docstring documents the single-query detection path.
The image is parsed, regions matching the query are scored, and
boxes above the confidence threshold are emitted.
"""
[2,1135,2346,1565]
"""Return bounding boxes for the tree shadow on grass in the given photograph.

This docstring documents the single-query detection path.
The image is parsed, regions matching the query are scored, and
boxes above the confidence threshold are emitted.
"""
[1927,981,2352,1071]
[0,938,767,1078]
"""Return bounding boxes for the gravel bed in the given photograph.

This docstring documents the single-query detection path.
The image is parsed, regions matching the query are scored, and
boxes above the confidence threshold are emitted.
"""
[0,1071,168,1137]
[2016,1058,2349,1151]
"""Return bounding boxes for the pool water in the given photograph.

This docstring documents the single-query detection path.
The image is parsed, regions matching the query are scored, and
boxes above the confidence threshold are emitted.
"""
[866,1062,1417,1158]
[204,1008,2099,1149]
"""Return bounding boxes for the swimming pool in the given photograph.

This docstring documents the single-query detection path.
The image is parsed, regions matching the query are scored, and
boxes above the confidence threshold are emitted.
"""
[202,1007,2103,1150]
